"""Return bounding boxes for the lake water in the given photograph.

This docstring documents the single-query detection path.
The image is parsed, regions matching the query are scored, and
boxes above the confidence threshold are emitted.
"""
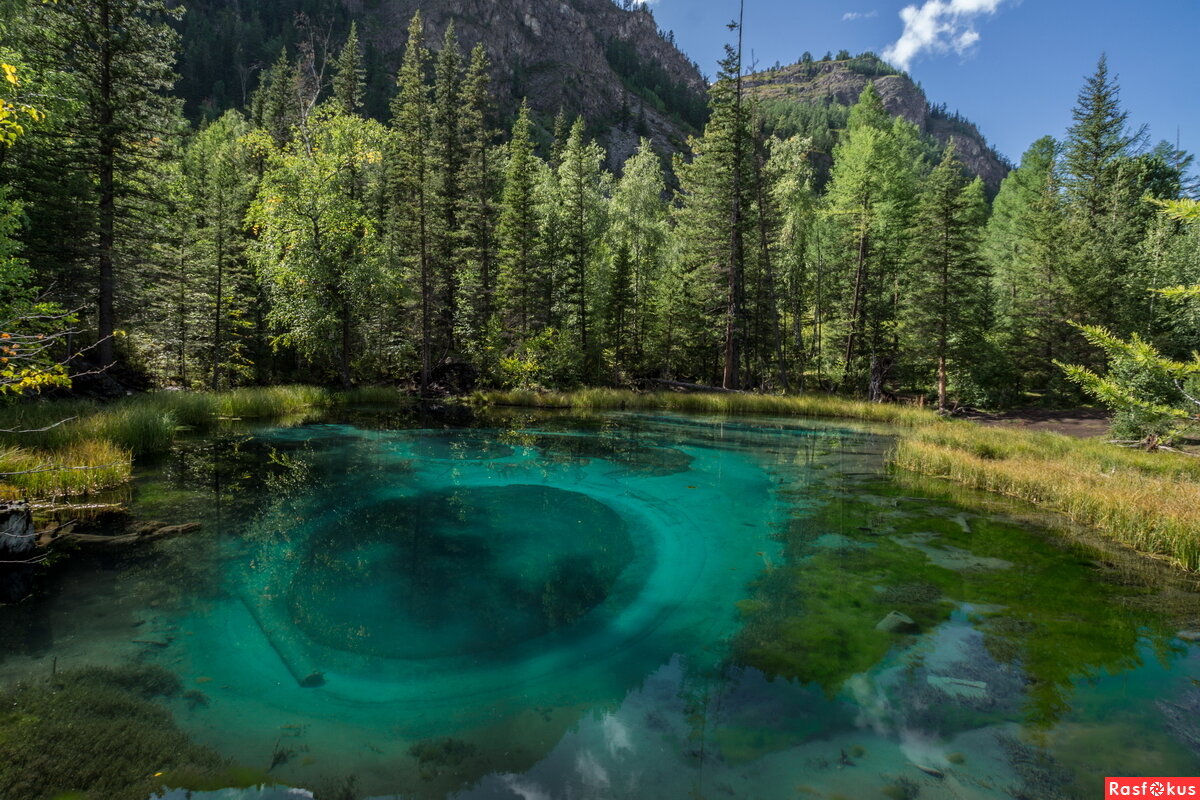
[2,406,1198,800]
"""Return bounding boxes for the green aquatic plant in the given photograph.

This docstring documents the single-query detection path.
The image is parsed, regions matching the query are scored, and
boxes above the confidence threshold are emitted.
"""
[0,665,223,800]
[733,477,1175,728]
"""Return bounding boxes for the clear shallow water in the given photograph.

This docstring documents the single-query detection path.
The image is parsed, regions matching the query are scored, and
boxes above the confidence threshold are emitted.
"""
[2,407,1200,800]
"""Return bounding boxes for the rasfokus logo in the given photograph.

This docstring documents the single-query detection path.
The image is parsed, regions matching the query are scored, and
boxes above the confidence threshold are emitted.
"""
[1106,778,1200,797]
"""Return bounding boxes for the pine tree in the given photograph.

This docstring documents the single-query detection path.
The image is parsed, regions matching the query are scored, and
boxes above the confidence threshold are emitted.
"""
[671,8,754,387]
[332,22,365,115]
[1061,55,1146,336]
[18,0,182,367]
[984,136,1072,395]
[251,49,300,146]
[557,117,608,374]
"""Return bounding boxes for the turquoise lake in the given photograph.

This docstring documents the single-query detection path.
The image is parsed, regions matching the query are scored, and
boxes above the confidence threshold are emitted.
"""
[1,406,1199,799]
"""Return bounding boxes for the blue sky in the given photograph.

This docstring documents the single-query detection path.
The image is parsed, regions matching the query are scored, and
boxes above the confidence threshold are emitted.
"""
[644,0,1199,168]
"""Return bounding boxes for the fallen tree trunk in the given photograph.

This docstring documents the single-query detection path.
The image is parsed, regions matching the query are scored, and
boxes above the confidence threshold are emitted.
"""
[637,379,740,394]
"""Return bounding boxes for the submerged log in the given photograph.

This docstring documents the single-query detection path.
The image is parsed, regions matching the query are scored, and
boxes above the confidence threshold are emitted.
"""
[41,520,201,548]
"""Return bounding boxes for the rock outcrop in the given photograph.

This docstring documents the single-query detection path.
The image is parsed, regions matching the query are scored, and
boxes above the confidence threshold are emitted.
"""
[745,57,1010,191]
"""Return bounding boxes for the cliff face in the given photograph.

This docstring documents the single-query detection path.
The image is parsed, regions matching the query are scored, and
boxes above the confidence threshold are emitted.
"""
[745,59,1010,190]
[358,0,707,162]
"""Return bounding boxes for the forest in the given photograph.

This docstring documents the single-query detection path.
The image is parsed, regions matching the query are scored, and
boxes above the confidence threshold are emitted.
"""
[0,0,1198,424]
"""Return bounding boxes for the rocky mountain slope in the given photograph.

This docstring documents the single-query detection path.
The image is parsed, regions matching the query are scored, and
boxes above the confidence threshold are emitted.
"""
[745,55,1011,190]
[177,0,708,163]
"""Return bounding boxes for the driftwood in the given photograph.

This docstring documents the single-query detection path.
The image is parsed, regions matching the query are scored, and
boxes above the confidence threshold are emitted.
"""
[637,379,740,394]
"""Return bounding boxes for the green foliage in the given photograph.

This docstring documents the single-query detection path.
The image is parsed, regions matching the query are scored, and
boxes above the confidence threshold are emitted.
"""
[0,664,222,800]
[248,106,389,385]
[1057,323,1200,443]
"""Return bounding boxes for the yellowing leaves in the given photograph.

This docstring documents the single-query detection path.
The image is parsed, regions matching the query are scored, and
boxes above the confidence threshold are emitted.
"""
[2,64,18,86]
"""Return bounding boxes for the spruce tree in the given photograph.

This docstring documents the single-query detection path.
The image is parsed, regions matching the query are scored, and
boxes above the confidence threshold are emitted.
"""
[388,13,433,390]
[496,102,541,337]
[18,0,182,366]
[332,23,365,115]
[457,44,499,354]
[430,24,464,359]
[905,144,988,411]
[557,117,607,374]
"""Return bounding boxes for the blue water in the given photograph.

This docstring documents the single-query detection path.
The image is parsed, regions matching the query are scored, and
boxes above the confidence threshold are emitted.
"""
[1,407,1198,800]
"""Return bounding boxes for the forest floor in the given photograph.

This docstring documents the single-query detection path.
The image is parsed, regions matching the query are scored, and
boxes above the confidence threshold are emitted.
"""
[964,408,1112,439]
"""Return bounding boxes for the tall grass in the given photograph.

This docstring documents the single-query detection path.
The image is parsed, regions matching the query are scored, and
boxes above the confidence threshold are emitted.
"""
[0,439,131,500]
[0,385,406,500]
[474,388,940,427]
[891,426,1200,571]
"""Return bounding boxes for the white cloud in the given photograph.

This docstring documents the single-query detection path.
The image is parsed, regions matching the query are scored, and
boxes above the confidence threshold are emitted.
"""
[882,0,1006,71]
[843,10,879,21]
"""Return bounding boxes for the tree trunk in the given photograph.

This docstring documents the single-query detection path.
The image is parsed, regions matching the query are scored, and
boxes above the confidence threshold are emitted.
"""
[96,0,116,366]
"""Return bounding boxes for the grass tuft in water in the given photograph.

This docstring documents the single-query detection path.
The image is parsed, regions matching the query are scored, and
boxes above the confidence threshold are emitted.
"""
[0,439,131,499]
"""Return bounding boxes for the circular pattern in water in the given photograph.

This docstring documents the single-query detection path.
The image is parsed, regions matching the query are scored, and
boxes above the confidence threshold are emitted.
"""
[287,485,635,659]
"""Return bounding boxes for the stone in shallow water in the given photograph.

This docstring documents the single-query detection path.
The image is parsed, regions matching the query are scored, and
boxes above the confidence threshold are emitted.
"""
[876,611,919,634]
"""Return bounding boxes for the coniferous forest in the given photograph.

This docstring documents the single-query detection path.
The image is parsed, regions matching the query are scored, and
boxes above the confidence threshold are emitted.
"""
[0,0,1197,412]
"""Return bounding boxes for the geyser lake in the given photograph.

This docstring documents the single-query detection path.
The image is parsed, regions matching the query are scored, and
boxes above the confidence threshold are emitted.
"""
[2,406,1200,799]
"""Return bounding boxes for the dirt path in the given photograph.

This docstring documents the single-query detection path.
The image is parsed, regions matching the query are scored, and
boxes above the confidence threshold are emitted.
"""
[962,408,1112,439]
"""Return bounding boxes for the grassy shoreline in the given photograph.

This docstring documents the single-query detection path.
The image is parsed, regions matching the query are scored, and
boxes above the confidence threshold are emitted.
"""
[0,386,405,500]
[8,385,1200,573]
[475,388,1200,572]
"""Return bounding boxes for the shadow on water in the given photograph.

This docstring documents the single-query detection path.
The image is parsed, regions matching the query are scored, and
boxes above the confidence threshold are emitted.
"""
[0,405,1197,799]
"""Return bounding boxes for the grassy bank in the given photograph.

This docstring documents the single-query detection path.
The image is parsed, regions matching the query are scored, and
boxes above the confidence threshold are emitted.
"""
[892,426,1200,571]
[0,386,405,500]
[474,388,941,427]
[476,388,1200,572]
